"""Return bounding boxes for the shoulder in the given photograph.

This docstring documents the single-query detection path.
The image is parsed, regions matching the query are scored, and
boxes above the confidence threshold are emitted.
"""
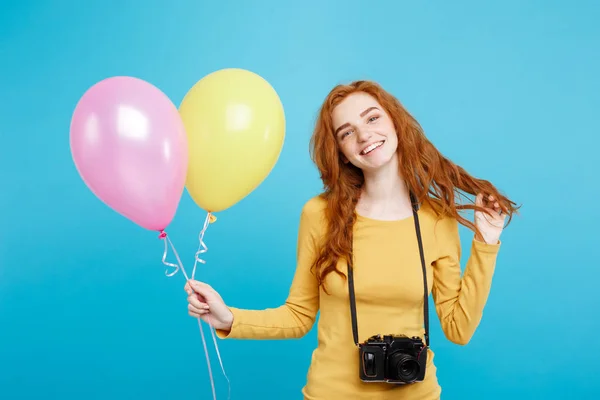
[301,194,327,217]
[298,194,328,233]
[295,195,328,249]
[420,199,458,228]
[419,199,460,246]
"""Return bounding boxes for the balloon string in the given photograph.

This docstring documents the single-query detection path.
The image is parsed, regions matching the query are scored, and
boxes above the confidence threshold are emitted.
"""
[196,317,217,400]
[191,213,231,400]
[159,230,217,400]
[206,316,231,400]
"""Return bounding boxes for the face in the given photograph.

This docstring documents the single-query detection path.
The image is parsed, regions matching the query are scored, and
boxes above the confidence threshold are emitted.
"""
[331,92,399,172]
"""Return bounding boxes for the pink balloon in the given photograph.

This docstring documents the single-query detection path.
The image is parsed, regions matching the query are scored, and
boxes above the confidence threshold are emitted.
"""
[70,76,188,232]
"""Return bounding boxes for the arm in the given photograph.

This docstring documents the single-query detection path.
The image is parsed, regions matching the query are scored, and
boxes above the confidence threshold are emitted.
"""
[431,216,500,345]
[215,202,321,340]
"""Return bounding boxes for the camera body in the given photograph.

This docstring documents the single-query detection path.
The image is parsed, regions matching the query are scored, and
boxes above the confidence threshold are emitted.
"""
[358,334,427,384]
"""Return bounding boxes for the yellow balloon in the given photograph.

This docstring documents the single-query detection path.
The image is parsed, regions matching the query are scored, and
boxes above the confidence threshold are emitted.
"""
[178,68,285,212]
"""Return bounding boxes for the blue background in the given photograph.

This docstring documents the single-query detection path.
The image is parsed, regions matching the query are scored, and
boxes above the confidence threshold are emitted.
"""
[1,1,599,399]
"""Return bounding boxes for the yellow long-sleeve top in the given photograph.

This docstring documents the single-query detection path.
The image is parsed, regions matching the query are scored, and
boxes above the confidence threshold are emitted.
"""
[217,195,500,399]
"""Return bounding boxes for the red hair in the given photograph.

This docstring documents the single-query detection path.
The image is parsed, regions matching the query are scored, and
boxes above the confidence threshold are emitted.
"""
[309,80,519,292]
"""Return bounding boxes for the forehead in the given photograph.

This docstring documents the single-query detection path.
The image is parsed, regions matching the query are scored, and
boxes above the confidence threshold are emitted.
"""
[331,92,382,127]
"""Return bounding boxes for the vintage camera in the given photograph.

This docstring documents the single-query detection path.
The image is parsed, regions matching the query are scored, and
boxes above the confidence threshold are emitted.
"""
[358,334,427,384]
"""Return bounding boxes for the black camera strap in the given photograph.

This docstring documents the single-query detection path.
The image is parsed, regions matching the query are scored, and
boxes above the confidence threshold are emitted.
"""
[347,192,430,347]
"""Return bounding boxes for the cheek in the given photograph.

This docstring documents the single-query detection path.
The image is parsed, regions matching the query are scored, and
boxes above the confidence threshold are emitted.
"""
[385,127,398,143]
[338,141,354,159]
[387,137,399,153]
[384,121,397,134]
[382,131,398,151]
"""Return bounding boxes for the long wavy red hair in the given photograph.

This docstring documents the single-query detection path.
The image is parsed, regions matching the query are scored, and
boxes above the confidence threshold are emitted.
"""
[309,80,519,292]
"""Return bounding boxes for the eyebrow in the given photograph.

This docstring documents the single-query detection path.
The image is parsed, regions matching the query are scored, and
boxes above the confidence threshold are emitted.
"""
[360,106,379,117]
[334,107,380,136]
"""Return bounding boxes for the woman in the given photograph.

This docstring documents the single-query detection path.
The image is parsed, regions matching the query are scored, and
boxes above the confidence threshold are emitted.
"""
[184,80,518,399]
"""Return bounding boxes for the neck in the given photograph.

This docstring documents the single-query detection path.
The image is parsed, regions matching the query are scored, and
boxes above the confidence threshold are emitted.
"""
[357,158,413,219]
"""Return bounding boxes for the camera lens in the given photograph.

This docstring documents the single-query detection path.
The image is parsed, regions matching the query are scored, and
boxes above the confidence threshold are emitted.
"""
[389,353,420,382]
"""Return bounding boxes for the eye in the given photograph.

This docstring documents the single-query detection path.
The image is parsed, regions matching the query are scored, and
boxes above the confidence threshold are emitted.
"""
[341,129,353,139]
[367,115,379,123]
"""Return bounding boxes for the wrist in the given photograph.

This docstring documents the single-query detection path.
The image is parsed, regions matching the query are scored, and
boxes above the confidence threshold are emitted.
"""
[223,308,234,330]
[474,233,499,244]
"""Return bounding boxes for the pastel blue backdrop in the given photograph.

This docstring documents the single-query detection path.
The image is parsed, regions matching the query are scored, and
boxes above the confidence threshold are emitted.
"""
[1,1,598,399]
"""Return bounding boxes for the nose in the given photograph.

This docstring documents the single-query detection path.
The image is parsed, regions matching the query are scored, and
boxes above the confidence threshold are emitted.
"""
[356,128,372,143]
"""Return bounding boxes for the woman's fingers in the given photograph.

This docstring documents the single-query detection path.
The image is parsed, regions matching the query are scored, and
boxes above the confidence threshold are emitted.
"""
[476,193,505,216]
[188,304,210,317]
[187,293,210,309]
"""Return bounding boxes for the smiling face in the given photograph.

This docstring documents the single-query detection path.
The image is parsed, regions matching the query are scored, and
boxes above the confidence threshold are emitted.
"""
[332,92,399,172]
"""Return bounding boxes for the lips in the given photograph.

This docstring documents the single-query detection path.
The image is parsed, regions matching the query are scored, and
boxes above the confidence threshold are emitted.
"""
[360,140,384,155]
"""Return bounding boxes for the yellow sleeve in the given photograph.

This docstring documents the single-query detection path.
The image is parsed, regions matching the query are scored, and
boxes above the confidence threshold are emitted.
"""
[431,216,500,345]
[215,201,321,340]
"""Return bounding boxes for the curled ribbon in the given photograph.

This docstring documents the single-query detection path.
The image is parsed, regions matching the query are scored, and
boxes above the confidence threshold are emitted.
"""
[159,230,182,277]
[191,212,212,279]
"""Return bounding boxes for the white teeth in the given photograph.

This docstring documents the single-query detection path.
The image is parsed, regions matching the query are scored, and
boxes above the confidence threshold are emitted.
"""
[361,141,384,155]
